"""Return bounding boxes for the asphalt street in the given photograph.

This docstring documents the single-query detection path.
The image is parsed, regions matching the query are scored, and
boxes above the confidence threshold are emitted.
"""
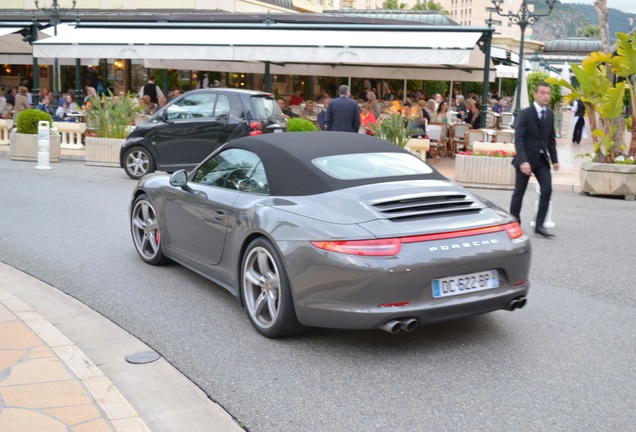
[0,157,634,432]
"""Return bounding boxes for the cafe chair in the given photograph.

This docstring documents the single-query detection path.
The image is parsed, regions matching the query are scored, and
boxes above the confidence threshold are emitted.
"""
[493,130,515,144]
[450,123,470,157]
[465,129,488,152]
[499,113,514,129]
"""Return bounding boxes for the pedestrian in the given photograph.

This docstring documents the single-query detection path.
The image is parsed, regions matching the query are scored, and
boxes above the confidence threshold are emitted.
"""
[510,82,560,238]
[196,72,209,89]
[139,74,164,105]
[317,96,330,131]
[326,85,361,133]
[571,98,586,144]
[13,86,30,119]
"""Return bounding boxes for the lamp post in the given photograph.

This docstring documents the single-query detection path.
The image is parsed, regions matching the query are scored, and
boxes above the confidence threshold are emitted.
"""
[491,0,556,119]
[34,0,77,110]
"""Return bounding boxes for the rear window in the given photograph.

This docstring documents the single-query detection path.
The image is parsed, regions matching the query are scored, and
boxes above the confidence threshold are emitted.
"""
[250,96,283,120]
[312,152,433,180]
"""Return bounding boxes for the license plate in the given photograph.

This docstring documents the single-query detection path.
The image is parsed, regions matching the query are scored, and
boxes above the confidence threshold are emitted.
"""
[273,128,283,133]
[432,270,499,298]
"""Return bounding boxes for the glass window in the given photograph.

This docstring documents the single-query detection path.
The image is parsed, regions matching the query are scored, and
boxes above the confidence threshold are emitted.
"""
[193,149,268,193]
[166,93,216,120]
[312,153,433,180]
[214,94,230,117]
[249,95,283,120]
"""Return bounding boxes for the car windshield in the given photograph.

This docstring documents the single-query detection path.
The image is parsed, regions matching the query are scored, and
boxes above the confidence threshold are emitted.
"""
[251,96,282,120]
[312,152,433,180]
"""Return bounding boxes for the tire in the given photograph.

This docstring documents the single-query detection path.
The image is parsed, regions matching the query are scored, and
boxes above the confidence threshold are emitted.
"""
[130,194,169,265]
[241,238,303,338]
[124,146,155,180]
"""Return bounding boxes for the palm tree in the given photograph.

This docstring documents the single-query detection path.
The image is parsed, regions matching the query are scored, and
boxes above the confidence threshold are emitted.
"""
[611,33,636,158]
[412,1,448,14]
[383,0,407,9]
[576,24,601,39]
[594,0,610,54]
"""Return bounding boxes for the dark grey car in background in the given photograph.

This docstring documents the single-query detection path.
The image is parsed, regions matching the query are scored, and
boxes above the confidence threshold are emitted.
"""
[130,133,532,338]
[120,88,285,179]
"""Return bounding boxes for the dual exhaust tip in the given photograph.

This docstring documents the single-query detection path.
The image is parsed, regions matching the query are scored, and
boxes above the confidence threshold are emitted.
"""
[379,296,528,334]
[379,317,418,334]
[506,296,527,311]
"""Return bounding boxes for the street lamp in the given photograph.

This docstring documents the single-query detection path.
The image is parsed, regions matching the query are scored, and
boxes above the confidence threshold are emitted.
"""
[530,52,541,71]
[34,0,77,109]
[491,0,556,118]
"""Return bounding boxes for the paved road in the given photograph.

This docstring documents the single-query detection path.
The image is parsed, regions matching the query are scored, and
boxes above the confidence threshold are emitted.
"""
[1,157,634,432]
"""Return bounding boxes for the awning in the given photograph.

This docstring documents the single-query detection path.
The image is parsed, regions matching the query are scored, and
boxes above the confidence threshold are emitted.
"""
[0,24,93,65]
[33,25,495,82]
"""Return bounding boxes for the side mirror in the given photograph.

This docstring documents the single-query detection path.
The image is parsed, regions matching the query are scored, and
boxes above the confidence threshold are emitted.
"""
[169,170,188,187]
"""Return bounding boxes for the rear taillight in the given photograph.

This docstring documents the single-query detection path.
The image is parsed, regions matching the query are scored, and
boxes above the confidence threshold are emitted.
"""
[249,121,263,136]
[503,222,523,239]
[311,238,401,256]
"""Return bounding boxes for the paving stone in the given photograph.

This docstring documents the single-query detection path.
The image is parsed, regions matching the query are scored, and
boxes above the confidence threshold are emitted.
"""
[0,380,92,409]
[44,405,103,426]
[82,376,138,420]
[112,417,153,432]
[26,319,74,348]
[2,298,43,322]
[0,320,43,349]
[72,417,113,432]
[29,346,56,359]
[54,345,103,380]
[0,350,27,376]
[2,357,72,386]
[0,407,68,432]
[0,304,15,323]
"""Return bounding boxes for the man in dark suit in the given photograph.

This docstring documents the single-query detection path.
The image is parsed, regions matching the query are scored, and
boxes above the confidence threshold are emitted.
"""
[327,85,361,133]
[510,82,560,238]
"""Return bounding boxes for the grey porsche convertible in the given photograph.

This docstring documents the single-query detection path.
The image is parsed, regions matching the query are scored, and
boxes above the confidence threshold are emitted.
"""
[130,132,531,338]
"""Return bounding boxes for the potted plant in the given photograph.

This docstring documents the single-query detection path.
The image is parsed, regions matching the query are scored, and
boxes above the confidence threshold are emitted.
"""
[9,108,61,162]
[84,91,142,167]
[454,149,516,189]
[548,33,636,198]
[370,113,417,149]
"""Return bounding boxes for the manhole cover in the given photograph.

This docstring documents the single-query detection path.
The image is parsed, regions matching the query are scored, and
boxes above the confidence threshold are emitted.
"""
[125,351,161,364]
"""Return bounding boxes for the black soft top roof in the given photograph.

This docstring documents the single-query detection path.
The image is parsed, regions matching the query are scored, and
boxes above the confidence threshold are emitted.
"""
[223,132,446,196]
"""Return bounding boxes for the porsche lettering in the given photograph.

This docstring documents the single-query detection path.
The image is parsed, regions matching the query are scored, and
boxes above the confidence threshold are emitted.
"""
[429,239,499,252]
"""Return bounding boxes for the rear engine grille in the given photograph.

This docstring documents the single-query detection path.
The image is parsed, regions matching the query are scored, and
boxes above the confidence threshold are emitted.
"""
[370,193,480,220]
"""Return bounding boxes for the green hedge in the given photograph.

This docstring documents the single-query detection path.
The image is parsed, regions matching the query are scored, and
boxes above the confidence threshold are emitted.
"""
[287,117,318,132]
[16,109,53,134]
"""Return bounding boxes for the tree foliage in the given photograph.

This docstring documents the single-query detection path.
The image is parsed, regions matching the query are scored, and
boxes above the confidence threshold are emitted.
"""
[576,24,601,39]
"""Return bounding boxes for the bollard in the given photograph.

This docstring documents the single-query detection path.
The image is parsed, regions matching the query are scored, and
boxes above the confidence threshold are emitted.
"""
[530,170,555,229]
[35,120,52,170]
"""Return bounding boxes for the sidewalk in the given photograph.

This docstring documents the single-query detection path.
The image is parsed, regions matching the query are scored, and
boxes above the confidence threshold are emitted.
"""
[0,262,243,432]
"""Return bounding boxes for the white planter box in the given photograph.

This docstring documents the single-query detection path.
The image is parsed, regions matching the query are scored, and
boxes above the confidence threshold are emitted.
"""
[580,161,636,199]
[9,132,61,162]
[454,154,515,189]
[85,137,124,167]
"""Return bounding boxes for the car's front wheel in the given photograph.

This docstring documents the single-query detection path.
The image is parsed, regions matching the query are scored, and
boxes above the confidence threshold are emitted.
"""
[124,146,155,180]
[130,194,168,265]
[241,238,303,338]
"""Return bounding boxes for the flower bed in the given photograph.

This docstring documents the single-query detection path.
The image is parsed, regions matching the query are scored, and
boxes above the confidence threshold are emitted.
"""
[454,151,516,189]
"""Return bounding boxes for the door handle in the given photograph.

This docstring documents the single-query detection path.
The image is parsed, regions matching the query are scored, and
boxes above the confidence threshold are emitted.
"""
[213,210,226,221]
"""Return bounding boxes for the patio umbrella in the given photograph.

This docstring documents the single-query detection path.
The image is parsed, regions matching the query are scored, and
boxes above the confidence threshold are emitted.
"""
[513,65,530,111]
[560,62,572,97]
